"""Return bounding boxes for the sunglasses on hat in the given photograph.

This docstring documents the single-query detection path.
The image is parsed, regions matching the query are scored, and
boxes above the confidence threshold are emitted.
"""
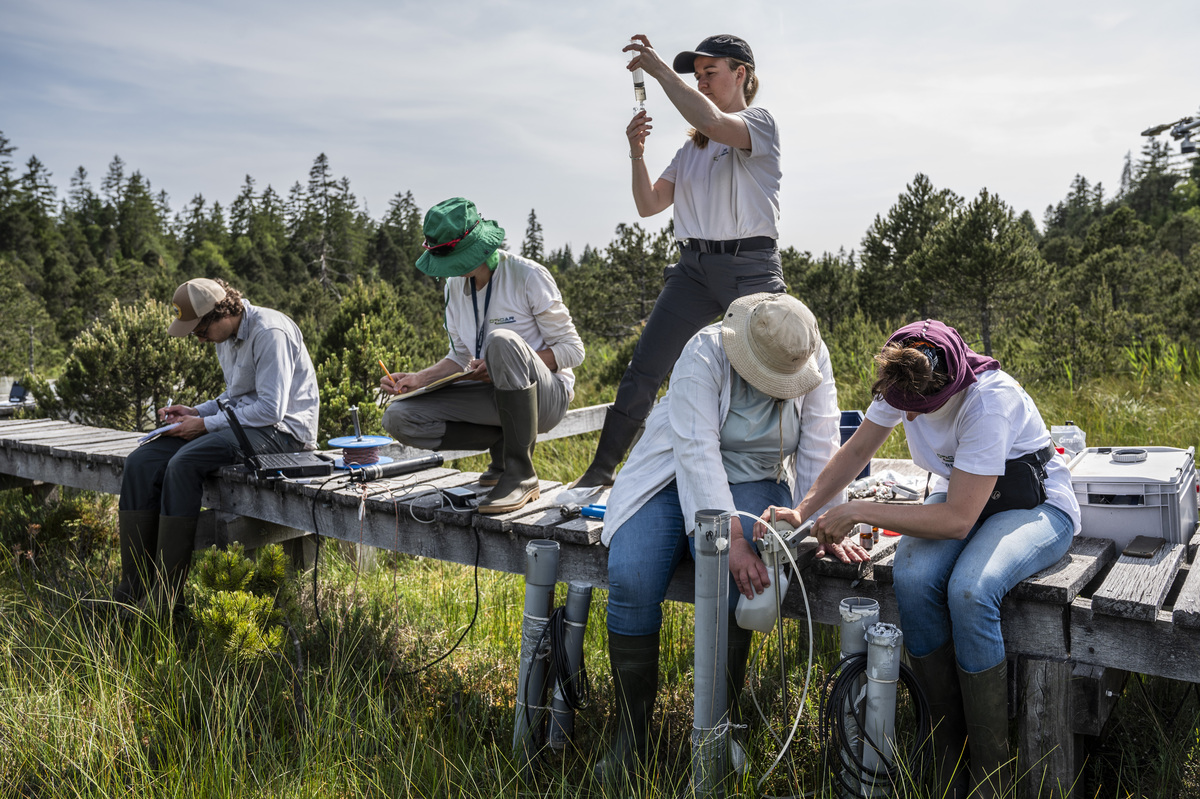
[422,219,481,257]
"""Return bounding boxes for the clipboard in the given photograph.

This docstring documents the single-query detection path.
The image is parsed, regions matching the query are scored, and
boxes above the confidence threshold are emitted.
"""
[390,370,470,401]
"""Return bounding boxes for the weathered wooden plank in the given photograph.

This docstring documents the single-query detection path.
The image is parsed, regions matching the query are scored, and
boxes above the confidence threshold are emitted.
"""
[1070,598,1200,681]
[49,432,142,454]
[1010,535,1115,604]
[9,425,125,444]
[1018,657,1079,799]
[1091,542,1184,622]
[471,480,566,533]
[0,419,63,433]
[1172,558,1200,628]
[0,447,126,493]
[1001,599,1070,659]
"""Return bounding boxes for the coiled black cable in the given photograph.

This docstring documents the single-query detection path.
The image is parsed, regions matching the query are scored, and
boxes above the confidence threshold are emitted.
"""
[818,652,932,794]
[524,604,592,728]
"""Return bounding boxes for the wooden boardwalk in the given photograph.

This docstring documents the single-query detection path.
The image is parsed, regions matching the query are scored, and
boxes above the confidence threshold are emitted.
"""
[2,416,1199,797]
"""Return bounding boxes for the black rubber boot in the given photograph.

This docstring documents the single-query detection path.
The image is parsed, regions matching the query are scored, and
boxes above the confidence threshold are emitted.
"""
[438,422,503,485]
[478,384,540,514]
[596,631,660,786]
[908,642,968,797]
[727,621,754,728]
[114,510,158,606]
[573,406,644,491]
[959,660,1012,799]
[150,515,198,616]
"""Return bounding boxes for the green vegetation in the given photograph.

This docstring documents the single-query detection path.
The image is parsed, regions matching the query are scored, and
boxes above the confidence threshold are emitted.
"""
[1,129,1199,796]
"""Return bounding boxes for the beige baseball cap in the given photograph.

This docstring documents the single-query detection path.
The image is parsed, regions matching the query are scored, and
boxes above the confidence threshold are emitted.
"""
[168,278,227,337]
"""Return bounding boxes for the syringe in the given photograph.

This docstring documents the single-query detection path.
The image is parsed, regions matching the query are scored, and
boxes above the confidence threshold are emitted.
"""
[630,40,646,110]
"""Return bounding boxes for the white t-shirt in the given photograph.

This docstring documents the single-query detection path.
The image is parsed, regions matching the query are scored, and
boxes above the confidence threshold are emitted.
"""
[442,250,584,398]
[659,106,780,241]
[866,370,1081,532]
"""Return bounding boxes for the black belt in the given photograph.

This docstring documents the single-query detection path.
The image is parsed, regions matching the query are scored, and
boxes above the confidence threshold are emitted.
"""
[679,236,776,254]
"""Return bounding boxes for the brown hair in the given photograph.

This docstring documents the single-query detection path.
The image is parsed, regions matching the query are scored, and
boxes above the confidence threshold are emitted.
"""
[870,342,949,401]
[206,278,244,320]
[689,58,759,149]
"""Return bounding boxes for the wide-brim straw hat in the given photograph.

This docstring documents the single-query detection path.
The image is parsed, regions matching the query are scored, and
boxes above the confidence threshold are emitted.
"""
[721,292,822,400]
[415,197,506,278]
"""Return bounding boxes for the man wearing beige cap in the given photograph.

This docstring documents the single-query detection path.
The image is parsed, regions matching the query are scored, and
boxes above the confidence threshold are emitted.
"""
[115,277,319,614]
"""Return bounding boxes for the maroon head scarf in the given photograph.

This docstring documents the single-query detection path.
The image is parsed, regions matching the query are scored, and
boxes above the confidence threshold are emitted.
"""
[881,319,1000,413]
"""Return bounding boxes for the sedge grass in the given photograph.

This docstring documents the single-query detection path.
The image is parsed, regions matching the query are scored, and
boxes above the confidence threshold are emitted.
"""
[4,370,1200,796]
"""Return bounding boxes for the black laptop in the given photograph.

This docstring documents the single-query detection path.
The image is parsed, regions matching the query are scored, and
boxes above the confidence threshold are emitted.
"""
[219,400,333,479]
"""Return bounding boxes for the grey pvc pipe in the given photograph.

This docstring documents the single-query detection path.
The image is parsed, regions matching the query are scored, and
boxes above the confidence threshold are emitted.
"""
[861,621,904,780]
[692,509,732,798]
[548,580,593,749]
[512,539,560,766]
[838,597,880,794]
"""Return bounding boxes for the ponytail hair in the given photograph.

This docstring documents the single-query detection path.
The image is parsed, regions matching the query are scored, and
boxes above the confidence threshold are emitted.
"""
[871,342,949,401]
[689,58,758,149]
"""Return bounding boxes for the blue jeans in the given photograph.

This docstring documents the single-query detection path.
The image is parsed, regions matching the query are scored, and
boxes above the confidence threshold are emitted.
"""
[606,479,793,637]
[892,493,1074,672]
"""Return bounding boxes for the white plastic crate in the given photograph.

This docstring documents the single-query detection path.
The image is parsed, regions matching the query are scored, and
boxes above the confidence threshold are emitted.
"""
[1068,446,1198,549]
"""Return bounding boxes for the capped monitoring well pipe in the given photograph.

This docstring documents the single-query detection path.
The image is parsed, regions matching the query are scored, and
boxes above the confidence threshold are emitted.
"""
[861,622,904,791]
[838,597,880,795]
[692,509,732,798]
[513,539,560,766]
[548,580,593,748]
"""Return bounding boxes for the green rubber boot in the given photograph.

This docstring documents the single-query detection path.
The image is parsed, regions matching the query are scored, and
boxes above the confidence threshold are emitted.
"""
[596,631,660,787]
[908,642,968,797]
[478,384,540,514]
[960,660,1012,799]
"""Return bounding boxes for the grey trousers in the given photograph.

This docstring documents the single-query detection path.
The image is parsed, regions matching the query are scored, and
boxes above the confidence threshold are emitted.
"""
[614,246,785,422]
[119,424,301,517]
[382,328,570,450]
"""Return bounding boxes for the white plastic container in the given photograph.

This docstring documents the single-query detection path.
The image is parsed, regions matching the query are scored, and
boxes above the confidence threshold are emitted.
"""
[736,569,791,632]
[1068,446,1198,549]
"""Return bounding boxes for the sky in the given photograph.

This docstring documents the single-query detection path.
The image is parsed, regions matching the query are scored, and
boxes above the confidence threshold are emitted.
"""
[2,0,1197,260]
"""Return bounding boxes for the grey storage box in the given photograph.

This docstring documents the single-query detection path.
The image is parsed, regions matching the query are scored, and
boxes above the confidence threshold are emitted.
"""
[1069,446,1198,549]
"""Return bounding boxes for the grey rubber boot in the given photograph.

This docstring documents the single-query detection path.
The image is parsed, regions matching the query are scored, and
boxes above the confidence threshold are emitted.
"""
[573,406,644,491]
[596,631,660,786]
[150,515,198,616]
[959,660,1012,799]
[114,510,158,606]
[908,642,968,797]
[478,384,540,514]
[438,422,503,485]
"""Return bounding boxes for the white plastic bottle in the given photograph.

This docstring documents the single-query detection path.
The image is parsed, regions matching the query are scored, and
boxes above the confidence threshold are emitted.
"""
[735,568,791,632]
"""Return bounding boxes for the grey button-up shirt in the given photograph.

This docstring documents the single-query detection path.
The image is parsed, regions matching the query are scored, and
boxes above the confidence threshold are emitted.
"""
[193,300,320,449]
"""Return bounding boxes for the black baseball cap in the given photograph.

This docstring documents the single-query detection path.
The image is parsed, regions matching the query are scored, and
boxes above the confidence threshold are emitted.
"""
[673,34,755,74]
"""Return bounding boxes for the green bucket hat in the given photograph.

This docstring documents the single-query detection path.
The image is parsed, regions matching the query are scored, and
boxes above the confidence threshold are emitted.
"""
[415,197,506,278]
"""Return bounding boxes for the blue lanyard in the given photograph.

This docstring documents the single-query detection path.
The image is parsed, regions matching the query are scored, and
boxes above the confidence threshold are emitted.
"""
[470,275,493,359]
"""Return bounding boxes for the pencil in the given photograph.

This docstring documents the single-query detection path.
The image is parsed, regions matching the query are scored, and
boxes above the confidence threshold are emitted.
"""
[378,359,392,379]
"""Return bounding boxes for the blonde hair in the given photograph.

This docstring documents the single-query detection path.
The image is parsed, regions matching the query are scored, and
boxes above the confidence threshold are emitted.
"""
[689,58,758,149]
[870,342,949,401]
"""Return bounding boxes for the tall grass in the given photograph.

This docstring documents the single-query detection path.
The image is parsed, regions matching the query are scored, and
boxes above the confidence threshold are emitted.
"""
[4,366,1200,797]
